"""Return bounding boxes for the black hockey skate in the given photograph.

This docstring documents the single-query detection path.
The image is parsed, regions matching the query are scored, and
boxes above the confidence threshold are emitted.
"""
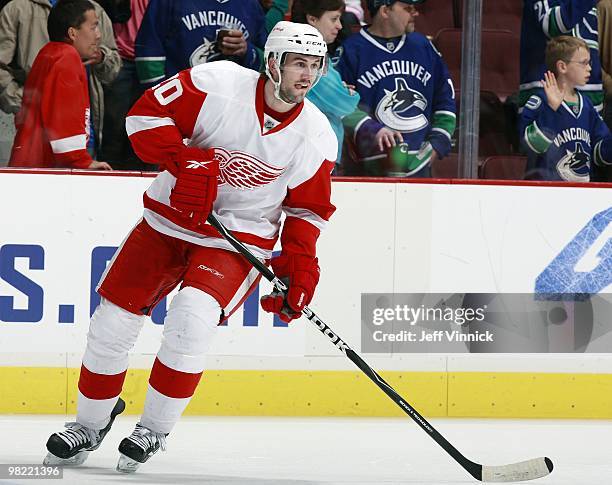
[43,397,126,466]
[116,423,168,473]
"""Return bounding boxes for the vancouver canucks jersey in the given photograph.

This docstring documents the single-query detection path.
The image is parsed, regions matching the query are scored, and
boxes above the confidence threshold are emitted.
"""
[135,0,266,85]
[520,89,611,181]
[520,0,603,112]
[335,28,456,174]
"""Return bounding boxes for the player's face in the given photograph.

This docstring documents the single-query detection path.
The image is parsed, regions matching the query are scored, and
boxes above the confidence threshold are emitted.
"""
[388,2,419,35]
[71,9,101,59]
[310,9,343,44]
[564,47,591,87]
[279,53,323,103]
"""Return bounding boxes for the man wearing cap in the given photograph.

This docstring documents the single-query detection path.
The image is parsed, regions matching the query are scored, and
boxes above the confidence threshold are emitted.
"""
[335,0,456,177]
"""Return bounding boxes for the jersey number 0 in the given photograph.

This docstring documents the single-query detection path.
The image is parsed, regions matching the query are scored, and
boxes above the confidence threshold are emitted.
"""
[153,74,183,106]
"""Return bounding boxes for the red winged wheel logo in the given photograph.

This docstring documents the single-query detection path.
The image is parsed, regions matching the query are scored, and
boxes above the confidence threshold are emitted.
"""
[214,147,286,190]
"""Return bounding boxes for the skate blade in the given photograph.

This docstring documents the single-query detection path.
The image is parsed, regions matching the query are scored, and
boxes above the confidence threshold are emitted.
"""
[43,450,89,466]
[116,453,141,473]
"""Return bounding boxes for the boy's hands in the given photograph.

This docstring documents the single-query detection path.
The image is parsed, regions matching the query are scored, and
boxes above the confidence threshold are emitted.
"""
[543,71,563,111]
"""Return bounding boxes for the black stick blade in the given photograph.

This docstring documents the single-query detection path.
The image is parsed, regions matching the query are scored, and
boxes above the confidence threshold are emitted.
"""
[480,457,553,482]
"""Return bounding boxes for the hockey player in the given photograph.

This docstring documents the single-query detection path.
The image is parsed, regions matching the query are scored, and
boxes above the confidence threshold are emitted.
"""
[134,0,267,87]
[521,0,603,113]
[520,36,612,181]
[334,0,456,177]
[43,21,336,472]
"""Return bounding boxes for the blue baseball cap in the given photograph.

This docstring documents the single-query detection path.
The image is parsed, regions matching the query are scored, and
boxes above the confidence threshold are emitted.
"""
[367,0,426,16]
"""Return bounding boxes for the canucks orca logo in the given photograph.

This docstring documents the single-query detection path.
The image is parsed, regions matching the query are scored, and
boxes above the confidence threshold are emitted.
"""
[525,95,542,111]
[331,46,343,67]
[375,78,429,133]
[189,37,223,67]
[556,142,591,182]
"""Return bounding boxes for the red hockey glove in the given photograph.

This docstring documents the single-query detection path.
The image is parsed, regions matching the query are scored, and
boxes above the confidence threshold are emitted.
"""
[260,254,320,323]
[169,147,219,228]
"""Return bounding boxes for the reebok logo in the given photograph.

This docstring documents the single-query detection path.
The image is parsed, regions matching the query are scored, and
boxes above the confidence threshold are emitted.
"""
[197,264,224,279]
[186,160,214,169]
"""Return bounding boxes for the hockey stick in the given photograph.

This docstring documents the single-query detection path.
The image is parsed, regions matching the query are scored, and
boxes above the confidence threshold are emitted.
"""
[207,214,554,483]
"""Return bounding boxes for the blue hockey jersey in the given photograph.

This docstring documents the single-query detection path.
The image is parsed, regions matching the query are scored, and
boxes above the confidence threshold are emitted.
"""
[520,89,612,181]
[335,28,456,176]
[135,0,266,86]
[520,0,603,112]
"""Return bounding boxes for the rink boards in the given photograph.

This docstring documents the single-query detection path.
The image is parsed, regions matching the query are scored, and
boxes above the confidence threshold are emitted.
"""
[0,170,610,417]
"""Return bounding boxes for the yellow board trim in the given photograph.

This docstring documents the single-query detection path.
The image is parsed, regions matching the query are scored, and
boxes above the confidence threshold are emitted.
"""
[1,368,611,418]
[0,367,68,414]
[449,372,612,418]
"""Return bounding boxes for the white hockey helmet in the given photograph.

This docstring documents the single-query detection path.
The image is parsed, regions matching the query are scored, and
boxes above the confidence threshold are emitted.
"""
[264,21,328,102]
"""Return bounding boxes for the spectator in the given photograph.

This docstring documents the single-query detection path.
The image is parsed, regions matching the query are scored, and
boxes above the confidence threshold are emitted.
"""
[596,0,612,180]
[96,0,130,23]
[327,0,363,58]
[338,0,364,42]
[292,0,361,166]
[335,0,456,177]
[135,0,267,87]
[521,1,603,114]
[0,0,120,158]
[599,0,612,123]
[344,0,364,24]
[99,0,151,170]
[261,0,290,32]
[520,36,612,181]
[9,0,112,170]
[292,0,400,172]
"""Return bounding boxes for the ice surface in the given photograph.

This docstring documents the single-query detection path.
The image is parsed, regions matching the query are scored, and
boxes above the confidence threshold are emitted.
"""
[0,416,609,484]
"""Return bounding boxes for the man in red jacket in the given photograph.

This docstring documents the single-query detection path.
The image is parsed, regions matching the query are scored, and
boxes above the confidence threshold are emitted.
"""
[9,0,111,170]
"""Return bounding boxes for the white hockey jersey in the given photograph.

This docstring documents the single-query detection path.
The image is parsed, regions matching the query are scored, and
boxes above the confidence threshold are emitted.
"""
[126,61,337,259]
